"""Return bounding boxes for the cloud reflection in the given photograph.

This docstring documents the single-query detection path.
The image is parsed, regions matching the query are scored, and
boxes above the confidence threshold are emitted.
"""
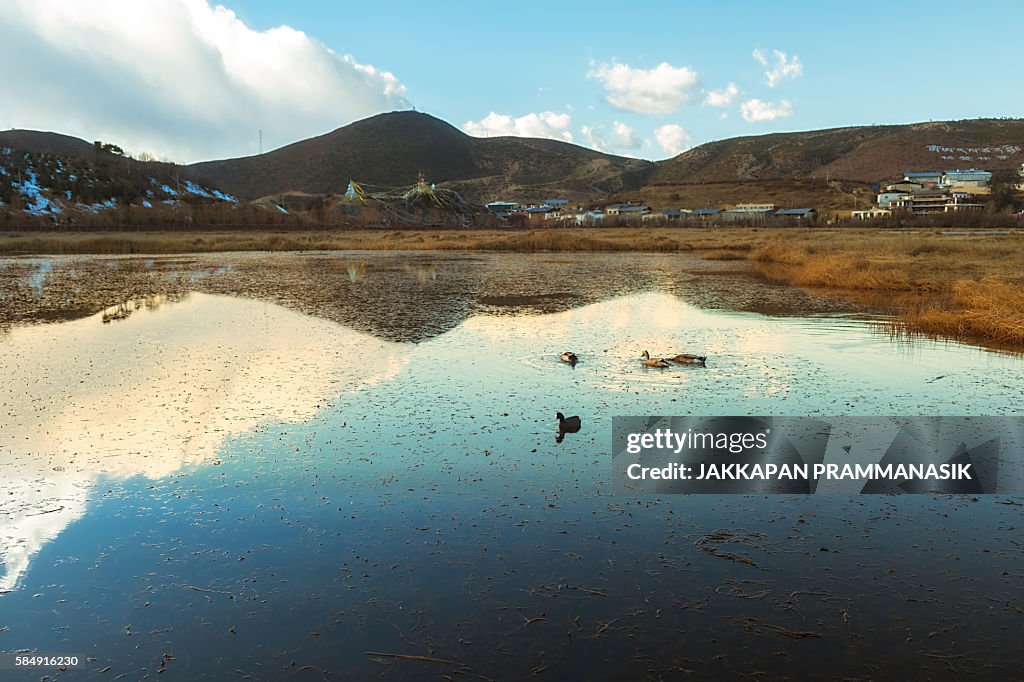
[0,293,408,593]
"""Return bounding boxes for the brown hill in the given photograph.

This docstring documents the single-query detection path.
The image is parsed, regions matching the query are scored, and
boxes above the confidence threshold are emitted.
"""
[0,129,102,159]
[614,178,878,213]
[652,119,1024,185]
[186,111,654,203]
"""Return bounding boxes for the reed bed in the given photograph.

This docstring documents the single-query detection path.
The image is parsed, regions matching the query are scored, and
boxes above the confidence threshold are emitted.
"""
[0,227,771,255]
[751,230,1024,347]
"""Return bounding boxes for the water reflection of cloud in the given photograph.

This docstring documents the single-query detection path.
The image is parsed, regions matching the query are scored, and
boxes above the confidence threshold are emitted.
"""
[402,263,439,284]
[467,292,735,344]
[460,292,803,397]
[28,259,52,301]
[0,293,408,593]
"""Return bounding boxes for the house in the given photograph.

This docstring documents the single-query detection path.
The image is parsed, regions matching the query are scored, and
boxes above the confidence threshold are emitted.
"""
[617,205,651,215]
[486,201,518,215]
[772,208,816,220]
[730,202,777,213]
[605,202,650,217]
[890,189,984,215]
[885,181,923,193]
[689,208,723,220]
[903,171,943,185]
[523,204,558,226]
[574,210,605,225]
[641,209,684,223]
[608,205,651,222]
[852,208,892,220]
[942,169,992,191]
[722,203,776,222]
[877,191,908,208]
[544,199,569,207]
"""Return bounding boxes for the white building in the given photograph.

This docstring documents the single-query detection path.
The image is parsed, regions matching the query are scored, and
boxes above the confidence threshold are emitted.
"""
[942,169,992,190]
[877,191,908,208]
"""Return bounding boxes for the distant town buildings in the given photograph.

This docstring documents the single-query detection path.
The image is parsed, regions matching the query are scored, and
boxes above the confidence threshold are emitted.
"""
[856,168,992,217]
[485,163,1012,226]
[485,199,817,226]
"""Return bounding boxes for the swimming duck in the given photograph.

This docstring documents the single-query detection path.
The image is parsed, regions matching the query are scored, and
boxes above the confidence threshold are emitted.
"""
[668,353,707,365]
[556,412,582,432]
[560,352,578,367]
[556,412,582,442]
[640,351,670,368]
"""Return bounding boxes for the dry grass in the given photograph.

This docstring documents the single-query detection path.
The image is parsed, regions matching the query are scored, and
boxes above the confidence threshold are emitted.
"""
[893,280,1024,347]
[699,248,751,261]
[751,230,1024,347]
[0,227,772,256]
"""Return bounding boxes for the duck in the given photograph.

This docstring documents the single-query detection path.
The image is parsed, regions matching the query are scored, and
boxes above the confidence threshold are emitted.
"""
[556,411,582,443]
[560,351,578,367]
[556,412,582,432]
[668,353,707,365]
[640,350,670,368]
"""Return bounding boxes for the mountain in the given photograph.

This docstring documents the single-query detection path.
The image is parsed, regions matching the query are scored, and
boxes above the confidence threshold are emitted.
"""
[186,111,654,202]
[0,130,101,159]
[651,119,1024,185]
[0,130,238,224]
[3,115,1022,224]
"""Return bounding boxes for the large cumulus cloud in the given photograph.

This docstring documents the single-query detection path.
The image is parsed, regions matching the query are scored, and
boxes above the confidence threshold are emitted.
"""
[0,0,410,162]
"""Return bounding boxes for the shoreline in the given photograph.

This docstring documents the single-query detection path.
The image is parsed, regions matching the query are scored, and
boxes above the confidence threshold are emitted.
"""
[1,227,1022,349]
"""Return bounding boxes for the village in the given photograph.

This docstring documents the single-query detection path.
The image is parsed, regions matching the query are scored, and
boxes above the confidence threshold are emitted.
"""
[483,163,1024,227]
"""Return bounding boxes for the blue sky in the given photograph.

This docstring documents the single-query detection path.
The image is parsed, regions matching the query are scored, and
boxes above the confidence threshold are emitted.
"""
[3,0,1022,162]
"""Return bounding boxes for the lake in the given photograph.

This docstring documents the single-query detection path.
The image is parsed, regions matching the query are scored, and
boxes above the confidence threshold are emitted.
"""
[1,251,1022,680]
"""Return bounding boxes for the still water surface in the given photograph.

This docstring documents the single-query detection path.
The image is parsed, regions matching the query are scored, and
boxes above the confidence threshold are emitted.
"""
[0,252,1021,680]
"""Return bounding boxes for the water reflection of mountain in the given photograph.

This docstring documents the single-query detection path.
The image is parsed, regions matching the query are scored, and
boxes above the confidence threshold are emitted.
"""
[0,257,207,328]
[0,253,882,342]
[205,254,880,342]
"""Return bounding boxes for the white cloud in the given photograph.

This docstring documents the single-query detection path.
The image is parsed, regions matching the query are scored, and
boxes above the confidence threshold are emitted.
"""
[611,121,640,150]
[752,48,803,88]
[0,0,410,162]
[740,98,794,123]
[654,124,692,156]
[577,122,641,154]
[586,61,700,114]
[463,111,573,142]
[704,83,739,107]
[580,125,606,152]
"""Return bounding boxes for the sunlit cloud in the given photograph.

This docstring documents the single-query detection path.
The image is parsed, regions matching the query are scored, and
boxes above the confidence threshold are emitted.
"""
[463,111,574,142]
[654,124,692,156]
[581,125,607,152]
[740,98,793,122]
[578,122,641,154]
[611,121,640,150]
[587,61,701,114]
[0,0,410,163]
[752,48,803,88]
[704,83,739,107]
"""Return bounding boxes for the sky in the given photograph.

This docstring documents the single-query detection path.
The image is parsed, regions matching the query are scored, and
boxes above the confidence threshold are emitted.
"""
[2,0,1022,164]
